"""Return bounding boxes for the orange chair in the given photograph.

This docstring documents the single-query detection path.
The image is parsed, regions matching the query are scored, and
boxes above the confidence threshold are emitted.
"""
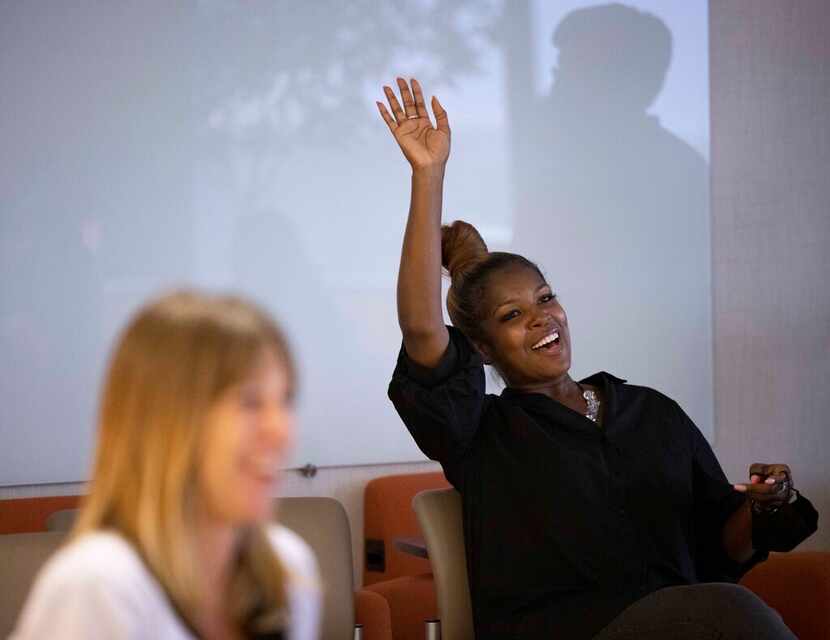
[363,471,449,587]
[362,472,449,640]
[740,551,830,640]
[0,496,83,535]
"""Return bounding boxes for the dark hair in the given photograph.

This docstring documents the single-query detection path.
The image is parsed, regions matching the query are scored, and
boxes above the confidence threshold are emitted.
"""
[441,220,543,342]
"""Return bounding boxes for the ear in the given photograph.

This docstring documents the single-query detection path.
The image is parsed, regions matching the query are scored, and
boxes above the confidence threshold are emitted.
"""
[471,340,494,365]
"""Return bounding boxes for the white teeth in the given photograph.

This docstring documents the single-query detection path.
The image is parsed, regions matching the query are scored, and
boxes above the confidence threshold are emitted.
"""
[532,331,559,350]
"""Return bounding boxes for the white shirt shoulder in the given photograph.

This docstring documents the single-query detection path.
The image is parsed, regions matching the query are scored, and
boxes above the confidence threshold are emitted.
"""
[11,531,193,640]
[12,527,321,640]
[267,525,322,640]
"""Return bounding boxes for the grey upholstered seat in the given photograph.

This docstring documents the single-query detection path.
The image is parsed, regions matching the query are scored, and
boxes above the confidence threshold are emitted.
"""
[45,508,78,532]
[412,488,474,640]
[276,496,356,640]
[0,531,66,637]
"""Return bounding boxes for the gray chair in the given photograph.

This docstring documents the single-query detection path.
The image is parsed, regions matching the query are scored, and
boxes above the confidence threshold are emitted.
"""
[412,488,474,640]
[0,531,66,637]
[45,508,78,532]
[276,496,356,640]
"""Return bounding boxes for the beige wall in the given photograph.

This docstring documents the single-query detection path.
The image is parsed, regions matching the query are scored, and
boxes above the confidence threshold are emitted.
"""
[710,0,830,549]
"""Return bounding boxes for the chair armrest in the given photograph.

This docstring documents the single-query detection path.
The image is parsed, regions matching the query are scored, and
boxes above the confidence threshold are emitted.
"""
[355,588,393,640]
[363,573,438,640]
[740,551,830,640]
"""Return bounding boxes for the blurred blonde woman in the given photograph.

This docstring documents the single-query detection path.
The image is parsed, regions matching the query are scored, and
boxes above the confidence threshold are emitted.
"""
[13,291,320,640]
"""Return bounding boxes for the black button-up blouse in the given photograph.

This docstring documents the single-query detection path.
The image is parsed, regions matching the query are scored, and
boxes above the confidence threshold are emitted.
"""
[388,326,764,640]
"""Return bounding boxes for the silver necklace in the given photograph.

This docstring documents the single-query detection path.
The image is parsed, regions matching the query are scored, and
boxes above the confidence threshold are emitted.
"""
[577,383,600,423]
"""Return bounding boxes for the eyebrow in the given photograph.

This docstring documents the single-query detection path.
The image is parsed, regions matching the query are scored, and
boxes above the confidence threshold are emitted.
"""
[492,283,550,316]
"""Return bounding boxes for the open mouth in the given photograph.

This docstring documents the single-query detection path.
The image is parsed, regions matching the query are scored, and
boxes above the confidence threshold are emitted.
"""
[531,330,561,351]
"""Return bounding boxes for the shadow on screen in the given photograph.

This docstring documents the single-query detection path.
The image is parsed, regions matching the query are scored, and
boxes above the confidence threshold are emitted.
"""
[507,3,709,382]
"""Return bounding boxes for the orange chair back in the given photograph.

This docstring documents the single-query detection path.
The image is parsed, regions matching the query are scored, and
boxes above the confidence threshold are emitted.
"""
[363,472,450,586]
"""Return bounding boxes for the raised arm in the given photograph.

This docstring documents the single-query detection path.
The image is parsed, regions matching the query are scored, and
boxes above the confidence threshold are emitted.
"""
[377,78,450,367]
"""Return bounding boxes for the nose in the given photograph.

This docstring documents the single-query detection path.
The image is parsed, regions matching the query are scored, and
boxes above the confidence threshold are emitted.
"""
[528,309,551,329]
[262,402,294,452]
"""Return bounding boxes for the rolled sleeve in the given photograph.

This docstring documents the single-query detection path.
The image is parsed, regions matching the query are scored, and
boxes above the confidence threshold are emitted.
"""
[388,326,486,465]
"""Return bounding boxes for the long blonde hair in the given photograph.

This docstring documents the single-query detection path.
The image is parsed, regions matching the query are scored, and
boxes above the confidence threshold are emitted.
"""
[73,290,294,633]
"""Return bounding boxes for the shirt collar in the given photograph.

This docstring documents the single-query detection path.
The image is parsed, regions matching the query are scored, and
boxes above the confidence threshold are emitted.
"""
[580,371,627,386]
[500,372,626,434]
[500,371,627,397]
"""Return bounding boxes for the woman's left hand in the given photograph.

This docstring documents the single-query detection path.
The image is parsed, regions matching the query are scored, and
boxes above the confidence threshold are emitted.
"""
[733,463,793,511]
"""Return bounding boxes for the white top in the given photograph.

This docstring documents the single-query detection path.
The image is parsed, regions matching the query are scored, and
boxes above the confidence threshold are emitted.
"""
[11,525,321,640]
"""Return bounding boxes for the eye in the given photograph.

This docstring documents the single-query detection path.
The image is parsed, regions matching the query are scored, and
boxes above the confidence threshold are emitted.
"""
[239,390,264,411]
[500,309,520,322]
[538,293,557,304]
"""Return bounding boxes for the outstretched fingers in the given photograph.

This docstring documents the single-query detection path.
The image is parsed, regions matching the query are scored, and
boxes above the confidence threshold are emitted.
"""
[431,95,450,135]
[411,78,428,119]
[382,85,406,124]
[396,77,418,120]
[376,101,397,132]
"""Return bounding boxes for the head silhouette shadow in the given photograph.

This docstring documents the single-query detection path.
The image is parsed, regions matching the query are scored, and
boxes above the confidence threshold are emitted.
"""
[550,3,672,118]
[512,3,707,262]
[508,3,710,397]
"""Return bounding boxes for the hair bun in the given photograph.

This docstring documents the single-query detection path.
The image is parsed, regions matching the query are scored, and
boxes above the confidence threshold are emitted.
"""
[441,220,488,282]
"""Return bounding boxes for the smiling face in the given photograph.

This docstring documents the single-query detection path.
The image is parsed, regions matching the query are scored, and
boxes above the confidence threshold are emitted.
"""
[475,264,572,388]
[199,347,294,527]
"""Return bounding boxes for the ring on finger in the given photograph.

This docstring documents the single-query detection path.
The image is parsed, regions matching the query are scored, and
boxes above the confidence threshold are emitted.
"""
[407,114,419,119]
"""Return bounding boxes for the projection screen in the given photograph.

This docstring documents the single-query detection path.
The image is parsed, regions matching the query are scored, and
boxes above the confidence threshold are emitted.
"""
[0,0,709,485]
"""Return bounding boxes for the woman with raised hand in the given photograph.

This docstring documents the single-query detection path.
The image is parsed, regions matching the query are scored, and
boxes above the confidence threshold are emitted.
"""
[378,78,817,640]
[13,291,320,640]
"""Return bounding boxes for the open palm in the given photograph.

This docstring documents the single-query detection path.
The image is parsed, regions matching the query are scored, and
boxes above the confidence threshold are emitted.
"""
[377,78,450,171]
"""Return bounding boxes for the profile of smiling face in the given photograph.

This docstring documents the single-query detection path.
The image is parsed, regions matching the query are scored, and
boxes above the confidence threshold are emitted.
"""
[200,346,294,527]
[476,263,571,388]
